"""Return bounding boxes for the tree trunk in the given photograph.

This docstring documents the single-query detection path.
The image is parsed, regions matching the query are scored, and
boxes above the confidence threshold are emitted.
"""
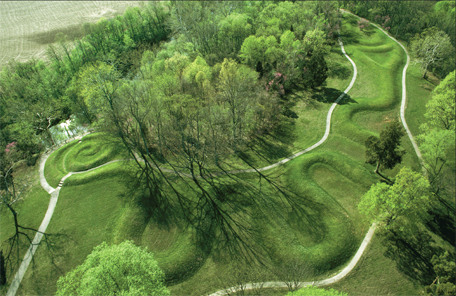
[374,162,393,184]
[46,128,55,146]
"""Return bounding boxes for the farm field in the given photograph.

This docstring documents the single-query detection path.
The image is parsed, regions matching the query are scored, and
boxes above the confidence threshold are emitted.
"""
[2,13,429,296]
[1,2,454,296]
[0,1,140,66]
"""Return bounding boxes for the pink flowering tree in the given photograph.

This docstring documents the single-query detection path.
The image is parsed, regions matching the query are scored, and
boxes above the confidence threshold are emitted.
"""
[265,72,287,97]
[374,14,391,31]
[358,18,370,31]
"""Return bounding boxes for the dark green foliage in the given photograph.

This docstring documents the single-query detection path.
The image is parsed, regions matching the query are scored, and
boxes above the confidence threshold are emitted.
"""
[0,2,170,156]
[365,120,405,177]
[0,251,5,286]
[343,0,455,78]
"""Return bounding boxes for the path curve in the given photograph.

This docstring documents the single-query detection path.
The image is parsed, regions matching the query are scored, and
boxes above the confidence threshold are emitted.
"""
[341,9,424,165]
[6,135,123,296]
[8,10,422,296]
[6,35,359,295]
[207,10,425,296]
[208,224,377,296]
[228,37,357,174]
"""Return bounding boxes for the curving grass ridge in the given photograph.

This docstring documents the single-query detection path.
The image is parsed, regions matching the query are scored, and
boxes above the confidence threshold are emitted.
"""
[44,133,128,187]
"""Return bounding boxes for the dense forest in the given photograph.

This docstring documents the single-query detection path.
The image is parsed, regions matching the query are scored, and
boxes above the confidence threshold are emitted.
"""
[0,1,340,162]
[1,1,455,295]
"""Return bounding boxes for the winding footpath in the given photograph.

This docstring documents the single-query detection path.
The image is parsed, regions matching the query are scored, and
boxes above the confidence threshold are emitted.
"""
[207,10,424,296]
[7,10,423,296]
[6,136,123,296]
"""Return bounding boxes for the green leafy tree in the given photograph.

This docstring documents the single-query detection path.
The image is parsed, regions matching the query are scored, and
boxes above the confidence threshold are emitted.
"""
[218,13,253,58]
[365,121,405,182]
[424,251,456,296]
[410,28,453,79]
[418,71,455,197]
[217,58,259,147]
[300,29,329,89]
[418,129,454,196]
[286,285,348,296]
[422,71,455,131]
[56,241,169,296]
[239,35,278,76]
[358,167,430,229]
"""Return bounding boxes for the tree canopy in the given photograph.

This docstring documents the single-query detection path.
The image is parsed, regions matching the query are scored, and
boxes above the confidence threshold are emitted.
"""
[410,28,453,79]
[358,167,430,229]
[365,120,405,182]
[56,241,169,296]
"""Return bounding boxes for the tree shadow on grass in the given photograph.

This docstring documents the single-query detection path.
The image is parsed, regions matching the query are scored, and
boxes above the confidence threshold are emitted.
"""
[339,26,361,46]
[328,60,352,80]
[426,209,456,246]
[311,87,357,105]
[120,165,182,231]
[382,229,438,285]
[28,232,74,295]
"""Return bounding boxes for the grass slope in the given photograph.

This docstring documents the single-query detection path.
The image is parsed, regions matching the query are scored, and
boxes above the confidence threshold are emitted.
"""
[44,132,129,188]
[0,161,49,295]
[9,12,432,296]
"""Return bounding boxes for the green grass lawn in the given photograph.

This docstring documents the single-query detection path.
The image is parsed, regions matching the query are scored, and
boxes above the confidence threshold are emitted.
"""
[328,235,422,295]
[8,12,435,296]
[0,161,49,296]
[18,153,364,295]
[44,132,129,187]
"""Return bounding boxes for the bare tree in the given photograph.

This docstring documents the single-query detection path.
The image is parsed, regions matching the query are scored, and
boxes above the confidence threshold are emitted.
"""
[0,154,47,277]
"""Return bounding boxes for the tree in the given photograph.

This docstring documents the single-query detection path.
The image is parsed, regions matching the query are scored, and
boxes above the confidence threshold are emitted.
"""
[217,13,253,59]
[422,71,455,131]
[365,121,405,182]
[418,71,455,198]
[418,129,454,197]
[358,167,430,229]
[239,35,278,76]
[286,285,348,296]
[424,251,456,296]
[217,58,259,148]
[56,241,169,296]
[300,29,329,89]
[410,28,453,79]
[1,142,46,276]
[275,260,315,292]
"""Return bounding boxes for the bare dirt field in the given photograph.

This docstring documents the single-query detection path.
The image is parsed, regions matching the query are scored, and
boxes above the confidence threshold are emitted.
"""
[0,1,141,67]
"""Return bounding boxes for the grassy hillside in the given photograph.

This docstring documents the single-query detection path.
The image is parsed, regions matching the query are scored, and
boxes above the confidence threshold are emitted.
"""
[4,12,435,296]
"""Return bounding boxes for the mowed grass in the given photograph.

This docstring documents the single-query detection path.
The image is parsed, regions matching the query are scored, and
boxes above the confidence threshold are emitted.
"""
[18,153,364,295]
[328,235,422,295]
[9,12,431,296]
[44,132,129,187]
[223,43,354,170]
[17,129,365,296]
[0,161,49,295]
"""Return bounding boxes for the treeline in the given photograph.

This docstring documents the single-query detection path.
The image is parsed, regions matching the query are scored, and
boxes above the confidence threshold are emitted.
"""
[1,1,341,259]
[359,71,455,295]
[63,1,342,258]
[0,2,171,162]
[1,1,340,163]
[343,0,455,78]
